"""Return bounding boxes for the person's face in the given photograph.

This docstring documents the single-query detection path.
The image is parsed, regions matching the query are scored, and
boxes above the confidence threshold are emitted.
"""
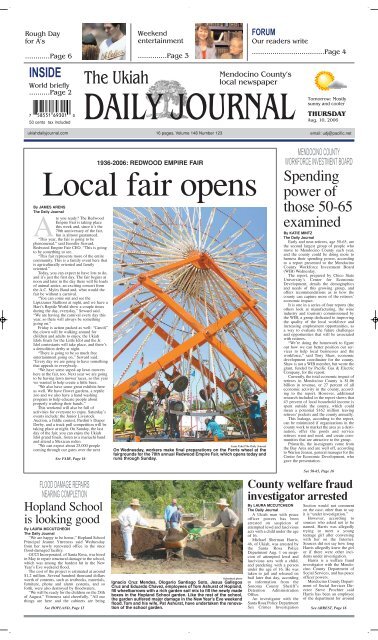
[104,24,120,40]
[229,39,243,56]
[197,26,209,41]
[131,505,139,510]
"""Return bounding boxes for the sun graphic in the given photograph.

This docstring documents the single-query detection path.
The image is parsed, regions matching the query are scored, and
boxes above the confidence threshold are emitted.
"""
[315,71,335,91]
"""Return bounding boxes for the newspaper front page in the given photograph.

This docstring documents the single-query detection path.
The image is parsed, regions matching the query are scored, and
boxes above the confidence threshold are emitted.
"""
[0,1,376,638]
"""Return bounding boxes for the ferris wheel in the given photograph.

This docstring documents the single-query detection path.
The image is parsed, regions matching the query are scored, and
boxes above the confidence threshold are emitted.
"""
[113,206,267,406]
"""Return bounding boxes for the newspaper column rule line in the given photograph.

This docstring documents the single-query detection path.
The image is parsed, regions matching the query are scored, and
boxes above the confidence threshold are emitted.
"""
[0,310,7,330]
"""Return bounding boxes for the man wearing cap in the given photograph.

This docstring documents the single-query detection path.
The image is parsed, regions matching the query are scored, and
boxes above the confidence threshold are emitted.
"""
[164,499,177,529]
[82,34,99,60]
[210,499,239,563]
[118,499,148,561]
[205,417,225,440]
[249,394,264,434]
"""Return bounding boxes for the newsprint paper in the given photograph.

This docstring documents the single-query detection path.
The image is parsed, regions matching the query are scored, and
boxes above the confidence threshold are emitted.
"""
[0,1,377,638]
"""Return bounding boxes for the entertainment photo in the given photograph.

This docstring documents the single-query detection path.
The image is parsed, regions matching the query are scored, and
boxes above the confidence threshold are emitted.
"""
[194,23,244,60]
[111,480,243,574]
[113,206,267,443]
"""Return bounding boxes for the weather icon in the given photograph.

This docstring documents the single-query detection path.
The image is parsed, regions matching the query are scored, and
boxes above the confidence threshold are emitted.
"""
[315,71,347,91]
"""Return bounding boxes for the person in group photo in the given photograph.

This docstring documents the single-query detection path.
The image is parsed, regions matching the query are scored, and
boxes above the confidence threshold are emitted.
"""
[221,33,243,59]
[210,498,239,563]
[99,23,126,60]
[118,498,149,562]
[133,391,154,439]
[170,505,183,529]
[249,393,264,434]
[82,33,99,60]
[164,499,178,529]
[205,417,225,439]
[195,23,216,60]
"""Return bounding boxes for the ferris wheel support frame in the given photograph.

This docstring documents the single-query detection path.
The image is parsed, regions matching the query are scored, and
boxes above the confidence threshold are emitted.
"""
[127,306,228,394]
[113,301,250,402]
[113,251,267,403]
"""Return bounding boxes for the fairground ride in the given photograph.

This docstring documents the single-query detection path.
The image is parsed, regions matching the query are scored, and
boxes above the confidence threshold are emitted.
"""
[113,207,267,438]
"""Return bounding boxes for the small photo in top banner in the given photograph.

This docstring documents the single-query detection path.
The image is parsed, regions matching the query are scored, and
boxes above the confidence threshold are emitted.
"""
[82,23,126,61]
[194,23,244,60]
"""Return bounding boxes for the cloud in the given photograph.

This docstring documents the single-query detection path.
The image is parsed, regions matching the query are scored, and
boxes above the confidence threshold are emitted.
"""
[328,80,347,89]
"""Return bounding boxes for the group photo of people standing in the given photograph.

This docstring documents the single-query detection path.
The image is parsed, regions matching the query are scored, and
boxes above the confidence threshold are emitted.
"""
[111,480,243,574]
